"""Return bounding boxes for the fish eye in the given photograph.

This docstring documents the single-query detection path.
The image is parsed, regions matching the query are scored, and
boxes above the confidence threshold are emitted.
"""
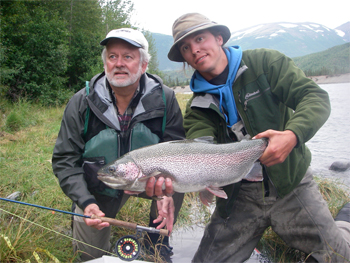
[108,166,116,173]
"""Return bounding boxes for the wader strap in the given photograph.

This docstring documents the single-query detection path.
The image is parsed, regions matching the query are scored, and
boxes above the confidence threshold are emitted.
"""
[84,81,90,137]
[263,165,270,197]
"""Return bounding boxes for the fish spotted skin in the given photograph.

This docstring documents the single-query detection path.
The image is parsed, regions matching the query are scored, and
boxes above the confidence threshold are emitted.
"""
[97,137,268,205]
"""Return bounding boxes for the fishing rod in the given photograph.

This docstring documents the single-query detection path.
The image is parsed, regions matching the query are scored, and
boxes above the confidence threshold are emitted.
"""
[0,197,169,261]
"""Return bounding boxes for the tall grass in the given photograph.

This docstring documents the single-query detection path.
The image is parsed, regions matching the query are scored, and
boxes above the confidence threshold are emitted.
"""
[0,94,206,262]
[0,94,349,262]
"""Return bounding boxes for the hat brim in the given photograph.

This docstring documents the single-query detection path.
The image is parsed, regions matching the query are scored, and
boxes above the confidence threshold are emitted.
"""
[167,24,231,62]
[100,37,143,47]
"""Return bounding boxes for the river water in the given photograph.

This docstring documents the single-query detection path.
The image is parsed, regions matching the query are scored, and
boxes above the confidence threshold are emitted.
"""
[306,83,350,188]
[169,82,350,263]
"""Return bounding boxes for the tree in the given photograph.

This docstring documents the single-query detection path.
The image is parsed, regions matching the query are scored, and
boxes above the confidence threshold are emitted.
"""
[61,0,104,91]
[1,1,69,105]
[143,30,161,76]
[101,0,133,35]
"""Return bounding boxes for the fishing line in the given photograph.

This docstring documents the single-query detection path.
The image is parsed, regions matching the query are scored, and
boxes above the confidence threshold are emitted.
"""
[0,197,166,261]
[0,206,118,258]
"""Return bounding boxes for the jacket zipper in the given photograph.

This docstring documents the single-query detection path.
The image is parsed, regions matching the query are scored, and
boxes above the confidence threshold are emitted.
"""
[243,87,271,111]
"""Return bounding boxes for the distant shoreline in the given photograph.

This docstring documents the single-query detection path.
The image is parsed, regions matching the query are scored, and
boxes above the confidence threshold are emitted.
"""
[308,73,350,84]
[173,73,350,94]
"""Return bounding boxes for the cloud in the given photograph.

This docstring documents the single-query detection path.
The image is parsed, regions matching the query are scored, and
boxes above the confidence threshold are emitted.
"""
[130,0,349,35]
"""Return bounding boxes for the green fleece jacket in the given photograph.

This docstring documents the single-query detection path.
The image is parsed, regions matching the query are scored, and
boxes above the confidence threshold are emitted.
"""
[184,48,330,218]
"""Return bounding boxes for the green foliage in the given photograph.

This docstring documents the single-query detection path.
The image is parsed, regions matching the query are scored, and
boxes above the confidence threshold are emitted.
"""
[3,99,38,132]
[101,0,133,35]
[143,30,160,75]
[293,43,350,76]
[62,0,105,92]
[0,0,140,105]
[1,1,69,104]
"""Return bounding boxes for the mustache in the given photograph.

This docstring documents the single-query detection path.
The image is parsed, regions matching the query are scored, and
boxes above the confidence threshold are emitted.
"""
[112,67,129,74]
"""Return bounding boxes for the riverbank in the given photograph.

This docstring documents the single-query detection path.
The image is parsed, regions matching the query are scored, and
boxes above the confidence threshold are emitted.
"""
[173,73,350,93]
[308,73,350,84]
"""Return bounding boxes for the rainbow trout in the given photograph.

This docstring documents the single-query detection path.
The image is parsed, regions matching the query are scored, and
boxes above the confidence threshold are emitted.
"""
[97,137,268,205]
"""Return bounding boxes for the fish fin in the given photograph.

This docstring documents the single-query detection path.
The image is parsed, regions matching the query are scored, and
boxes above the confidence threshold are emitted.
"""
[152,196,163,201]
[199,190,214,206]
[137,171,160,182]
[199,187,227,206]
[194,136,215,144]
[206,186,228,199]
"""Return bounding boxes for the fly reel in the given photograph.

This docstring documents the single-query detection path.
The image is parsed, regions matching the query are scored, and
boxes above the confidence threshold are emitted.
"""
[115,235,140,261]
[114,224,168,261]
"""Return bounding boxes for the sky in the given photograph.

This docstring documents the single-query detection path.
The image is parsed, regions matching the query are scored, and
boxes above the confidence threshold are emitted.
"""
[130,0,349,36]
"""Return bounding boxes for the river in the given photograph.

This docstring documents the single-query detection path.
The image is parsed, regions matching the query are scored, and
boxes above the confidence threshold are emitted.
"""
[306,82,350,188]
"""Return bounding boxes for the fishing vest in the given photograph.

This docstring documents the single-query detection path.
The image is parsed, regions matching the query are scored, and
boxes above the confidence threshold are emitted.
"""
[81,81,166,197]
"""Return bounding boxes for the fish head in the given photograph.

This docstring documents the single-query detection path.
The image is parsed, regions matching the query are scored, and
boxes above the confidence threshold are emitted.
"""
[97,156,141,189]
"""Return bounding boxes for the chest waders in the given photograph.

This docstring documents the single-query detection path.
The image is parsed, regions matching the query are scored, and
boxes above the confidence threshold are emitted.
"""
[81,81,166,197]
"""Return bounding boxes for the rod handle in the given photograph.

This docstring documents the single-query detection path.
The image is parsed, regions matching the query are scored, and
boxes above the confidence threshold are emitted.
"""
[91,215,137,230]
[159,229,169,236]
[91,215,169,236]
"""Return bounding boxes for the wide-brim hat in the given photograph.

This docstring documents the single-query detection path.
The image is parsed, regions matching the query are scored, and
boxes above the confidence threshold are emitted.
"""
[168,13,231,62]
[100,28,149,53]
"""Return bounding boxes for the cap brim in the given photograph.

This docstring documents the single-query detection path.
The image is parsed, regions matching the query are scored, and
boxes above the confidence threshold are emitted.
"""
[100,37,143,48]
[168,24,231,62]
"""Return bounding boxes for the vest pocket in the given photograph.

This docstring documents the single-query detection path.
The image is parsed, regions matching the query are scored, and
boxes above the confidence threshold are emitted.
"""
[82,129,120,197]
[130,123,160,151]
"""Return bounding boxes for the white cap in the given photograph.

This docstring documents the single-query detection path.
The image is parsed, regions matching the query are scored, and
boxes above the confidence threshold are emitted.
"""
[100,28,148,52]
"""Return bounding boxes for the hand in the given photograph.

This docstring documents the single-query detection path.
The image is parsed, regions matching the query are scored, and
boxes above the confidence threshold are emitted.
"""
[83,203,109,230]
[145,177,174,198]
[253,129,297,167]
[153,196,175,234]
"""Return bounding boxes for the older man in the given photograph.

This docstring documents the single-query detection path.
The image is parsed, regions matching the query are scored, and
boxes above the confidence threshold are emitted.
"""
[52,28,185,261]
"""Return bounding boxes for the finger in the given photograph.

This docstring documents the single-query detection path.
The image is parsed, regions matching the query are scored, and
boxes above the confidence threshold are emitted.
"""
[84,218,110,229]
[154,177,165,197]
[253,129,274,140]
[95,222,110,230]
[153,214,164,224]
[164,178,174,196]
[166,218,174,234]
[145,177,156,197]
[153,215,167,229]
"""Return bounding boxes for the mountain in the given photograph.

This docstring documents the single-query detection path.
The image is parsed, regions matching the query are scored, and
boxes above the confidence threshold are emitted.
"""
[152,21,349,72]
[335,22,350,42]
[151,33,177,71]
[227,22,347,57]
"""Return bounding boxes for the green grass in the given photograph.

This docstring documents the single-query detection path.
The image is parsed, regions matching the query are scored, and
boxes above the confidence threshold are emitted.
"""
[0,95,207,262]
[0,94,349,262]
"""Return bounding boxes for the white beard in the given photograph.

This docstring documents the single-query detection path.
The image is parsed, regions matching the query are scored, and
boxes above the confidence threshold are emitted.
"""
[106,65,143,88]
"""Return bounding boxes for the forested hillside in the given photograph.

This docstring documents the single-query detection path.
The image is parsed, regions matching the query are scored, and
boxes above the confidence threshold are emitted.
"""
[0,0,160,106]
[293,43,350,76]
